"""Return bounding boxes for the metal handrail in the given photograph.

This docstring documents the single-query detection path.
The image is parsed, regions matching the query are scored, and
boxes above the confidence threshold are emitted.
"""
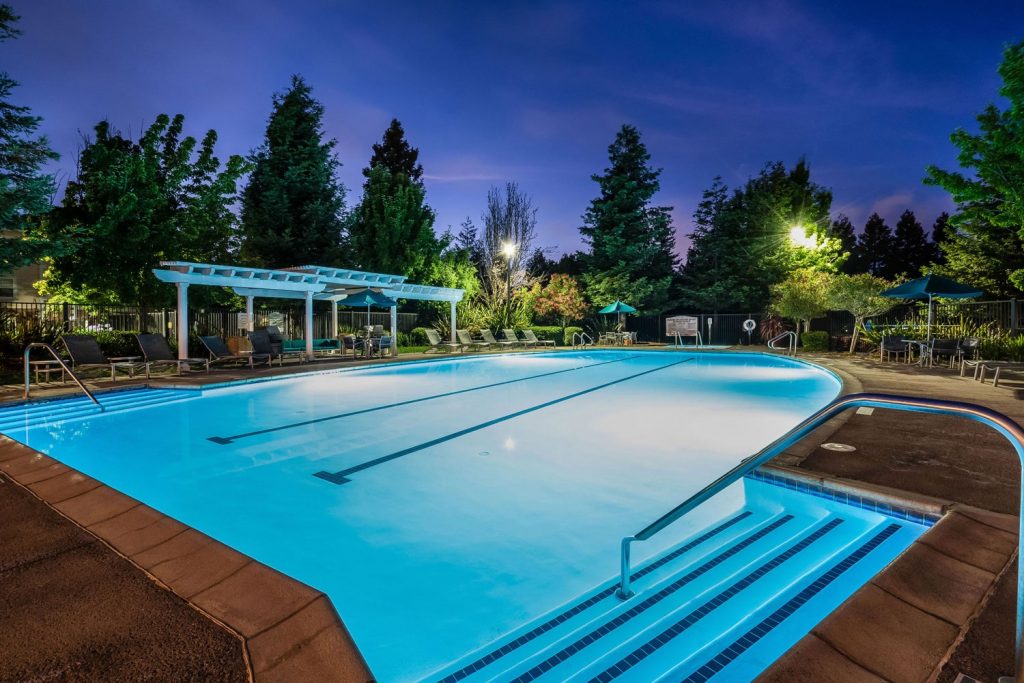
[572,332,593,349]
[23,343,102,407]
[615,392,1024,679]
[768,330,797,355]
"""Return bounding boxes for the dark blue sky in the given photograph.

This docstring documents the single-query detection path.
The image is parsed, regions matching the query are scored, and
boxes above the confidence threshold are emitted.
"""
[8,1,1023,259]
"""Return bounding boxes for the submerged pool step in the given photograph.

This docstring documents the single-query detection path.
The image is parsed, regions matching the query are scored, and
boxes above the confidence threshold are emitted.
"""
[432,509,908,683]
[0,389,197,432]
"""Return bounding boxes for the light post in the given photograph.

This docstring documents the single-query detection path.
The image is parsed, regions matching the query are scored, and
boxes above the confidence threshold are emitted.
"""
[788,224,818,250]
[501,241,517,328]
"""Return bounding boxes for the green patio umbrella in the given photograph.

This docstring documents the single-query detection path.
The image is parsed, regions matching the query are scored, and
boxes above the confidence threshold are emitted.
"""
[340,289,397,330]
[598,300,637,330]
[880,274,983,340]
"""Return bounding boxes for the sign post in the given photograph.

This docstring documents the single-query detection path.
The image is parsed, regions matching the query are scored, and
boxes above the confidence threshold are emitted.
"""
[665,316,701,347]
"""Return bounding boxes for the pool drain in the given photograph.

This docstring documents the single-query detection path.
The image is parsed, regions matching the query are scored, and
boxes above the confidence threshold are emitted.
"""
[820,442,857,452]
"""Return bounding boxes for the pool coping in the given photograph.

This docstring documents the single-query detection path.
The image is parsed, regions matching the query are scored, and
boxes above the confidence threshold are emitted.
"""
[0,436,374,682]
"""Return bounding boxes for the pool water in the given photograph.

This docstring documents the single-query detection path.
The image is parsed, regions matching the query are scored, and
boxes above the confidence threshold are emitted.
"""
[0,350,924,680]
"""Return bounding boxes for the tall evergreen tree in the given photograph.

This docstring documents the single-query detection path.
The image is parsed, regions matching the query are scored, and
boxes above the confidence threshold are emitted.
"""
[929,212,949,265]
[856,213,894,278]
[831,214,863,274]
[580,124,677,313]
[349,119,440,279]
[0,5,60,271]
[890,209,931,277]
[925,40,1024,296]
[239,76,347,269]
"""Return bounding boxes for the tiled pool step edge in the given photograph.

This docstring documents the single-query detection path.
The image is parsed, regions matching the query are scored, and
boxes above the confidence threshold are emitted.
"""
[759,500,1018,682]
[0,436,374,683]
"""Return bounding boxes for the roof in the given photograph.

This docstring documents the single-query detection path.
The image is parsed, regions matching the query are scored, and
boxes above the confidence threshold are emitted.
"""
[153,261,464,303]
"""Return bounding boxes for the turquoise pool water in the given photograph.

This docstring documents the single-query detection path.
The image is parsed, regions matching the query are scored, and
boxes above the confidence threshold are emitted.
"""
[0,351,925,680]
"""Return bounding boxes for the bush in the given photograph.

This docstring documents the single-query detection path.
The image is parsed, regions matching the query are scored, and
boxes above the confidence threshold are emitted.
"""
[800,331,828,352]
[527,325,564,345]
[400,327,430,347]
[563,326,584,345]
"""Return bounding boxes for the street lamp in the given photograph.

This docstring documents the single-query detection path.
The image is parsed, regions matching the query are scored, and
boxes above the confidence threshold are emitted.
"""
[501,241,517,327]
[789,225,818,250]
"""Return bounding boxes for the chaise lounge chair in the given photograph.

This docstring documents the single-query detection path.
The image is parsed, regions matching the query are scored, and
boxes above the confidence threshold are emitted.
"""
[480,329,515,349]
[501,329,525,347]
[61,334,148,382]
[425,328,463,353]
[249,329,307,366]
[456,329,490,351]
[136,333,210,375]
[199,335,272,368]
[522,329,555,347]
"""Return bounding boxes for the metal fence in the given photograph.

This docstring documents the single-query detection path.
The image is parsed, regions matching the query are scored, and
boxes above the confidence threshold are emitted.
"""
[627,313,765,345]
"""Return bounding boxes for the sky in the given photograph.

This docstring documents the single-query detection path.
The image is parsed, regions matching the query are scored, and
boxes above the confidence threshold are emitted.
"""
[7,0,1024,261]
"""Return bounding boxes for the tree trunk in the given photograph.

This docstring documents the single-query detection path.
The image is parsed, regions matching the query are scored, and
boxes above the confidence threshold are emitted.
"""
[849,317,862,354]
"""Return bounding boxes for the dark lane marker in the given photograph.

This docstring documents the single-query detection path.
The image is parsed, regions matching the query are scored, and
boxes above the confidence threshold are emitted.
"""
[314,357,694,484]
[208,354,640,445]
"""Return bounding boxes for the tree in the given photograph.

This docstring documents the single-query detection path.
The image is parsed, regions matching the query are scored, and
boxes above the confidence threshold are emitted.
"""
[239,75,347,268]
[827,273,894,352]
[0,5,60,271]
[769,268,833,333]
[423,242,482,337]
[476,182,539,327]
[856,213,894,278]
[925,40,1024,294]
[368,118,423,182]
[37,116,247,308]
[832,214,862,274]
[580,124,677,313]
[929,212,949,265]
[679,161,840,312]
[890,210,931,277]
[532,273,589,333]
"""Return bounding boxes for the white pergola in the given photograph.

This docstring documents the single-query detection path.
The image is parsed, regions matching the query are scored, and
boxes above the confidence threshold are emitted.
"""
[152,262,464,360]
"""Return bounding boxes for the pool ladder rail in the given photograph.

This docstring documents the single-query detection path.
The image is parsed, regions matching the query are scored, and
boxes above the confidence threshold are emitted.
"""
[572,331,594,349]
[615,392,1024,682]
[23,343,102,409]
[767,330,797,355]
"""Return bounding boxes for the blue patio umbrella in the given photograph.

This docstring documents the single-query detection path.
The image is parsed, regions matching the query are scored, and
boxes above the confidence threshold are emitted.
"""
[880,274,983,340]
[340,289,397,329]
[598,300,637,329]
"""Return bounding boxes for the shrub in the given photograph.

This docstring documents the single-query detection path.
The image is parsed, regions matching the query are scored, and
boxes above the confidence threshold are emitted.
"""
[527,325,564,345]
[800,330,828,352]
[401,327,430,347]
[563,326,584,345]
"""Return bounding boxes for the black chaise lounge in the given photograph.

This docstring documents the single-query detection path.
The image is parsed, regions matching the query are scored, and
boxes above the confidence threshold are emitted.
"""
[199,335,272,368]
[249,329,307,366]
[136,333,209,375]
[62,334,148,381]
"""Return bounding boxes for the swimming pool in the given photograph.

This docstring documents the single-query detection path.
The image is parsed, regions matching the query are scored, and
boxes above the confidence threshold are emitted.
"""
[0,350,927,680]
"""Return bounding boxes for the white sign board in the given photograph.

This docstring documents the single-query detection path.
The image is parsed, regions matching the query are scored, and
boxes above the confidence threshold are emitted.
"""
[665,316,699,337]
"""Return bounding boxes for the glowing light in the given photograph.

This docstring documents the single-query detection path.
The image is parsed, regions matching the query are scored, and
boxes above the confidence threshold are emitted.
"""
[501,241,517,259]
[788,225,818,249]
[503,437,516,451]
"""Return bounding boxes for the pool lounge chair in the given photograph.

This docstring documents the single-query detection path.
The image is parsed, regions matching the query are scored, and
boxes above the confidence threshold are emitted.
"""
[522,329,555,347]
[456,329,490,351]
[200,335,272,368]
[425,328,463,353]
[249,329,307,366]
[501,329,525,347]
[61,334,148,382]
[480,329,515,349]
[136,333,209,375]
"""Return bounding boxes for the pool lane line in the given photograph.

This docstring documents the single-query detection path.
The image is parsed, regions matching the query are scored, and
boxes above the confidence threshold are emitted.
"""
[313,357,694,485]
[206,354,642,445]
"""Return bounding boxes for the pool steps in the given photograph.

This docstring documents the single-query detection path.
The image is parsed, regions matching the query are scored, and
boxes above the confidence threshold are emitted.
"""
[432,503,916,682]
[0,389,197,432]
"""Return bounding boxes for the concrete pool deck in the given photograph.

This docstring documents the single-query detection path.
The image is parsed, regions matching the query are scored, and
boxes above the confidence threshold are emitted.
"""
[1,347,1022,681]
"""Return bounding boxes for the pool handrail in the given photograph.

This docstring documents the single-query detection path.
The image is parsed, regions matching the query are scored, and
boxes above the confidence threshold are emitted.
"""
[615,392,1024,679]
[768,330,797,355]
[23,342,102,407]
[572,331,593,349]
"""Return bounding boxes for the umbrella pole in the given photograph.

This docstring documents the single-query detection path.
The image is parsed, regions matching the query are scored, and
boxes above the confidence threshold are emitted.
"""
[927,294,933,342]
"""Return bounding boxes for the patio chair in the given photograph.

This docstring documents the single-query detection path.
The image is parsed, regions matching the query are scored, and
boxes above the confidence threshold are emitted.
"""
[456,329,490,351]
[879,336,908,363]
[200,335,272,368]
[522,329,555,347]
[480,329,515,349]
[61,334,147,382]
[249,329,307,366]
[424,328,462,353]
[928,338,960,368]
[501,329,525,347]
[959,337,981,362]
[369,335,393,358]
[342,334,367,358]
[136,333,209,375]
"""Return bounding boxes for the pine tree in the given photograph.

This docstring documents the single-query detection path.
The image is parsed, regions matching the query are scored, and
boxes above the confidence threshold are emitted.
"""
[856,213,894,278]
[0,5,59,271]
[239,76,347,269]
[890,210,931,277]
[580,124,677,313]
[349,118,439,279]
[930,212,949,265]
[831,214,862,274]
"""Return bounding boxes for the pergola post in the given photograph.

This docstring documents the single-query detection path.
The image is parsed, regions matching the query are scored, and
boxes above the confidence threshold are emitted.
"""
[390,305,398,357]
[176,282,189,361]
[304,291,314,361]
[331,300,339,338]
[450,300,457,343]
[245,295,255,332]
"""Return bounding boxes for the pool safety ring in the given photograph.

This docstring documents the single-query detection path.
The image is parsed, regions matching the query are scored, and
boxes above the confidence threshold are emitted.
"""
[743,319,757,333]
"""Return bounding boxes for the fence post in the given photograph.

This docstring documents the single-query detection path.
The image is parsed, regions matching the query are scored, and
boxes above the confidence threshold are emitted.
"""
[1012,299,1018,332]
[61,302,69,331]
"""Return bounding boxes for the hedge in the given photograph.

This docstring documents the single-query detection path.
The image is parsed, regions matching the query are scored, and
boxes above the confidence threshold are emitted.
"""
[800,330,828,352]
[563,326,584,345]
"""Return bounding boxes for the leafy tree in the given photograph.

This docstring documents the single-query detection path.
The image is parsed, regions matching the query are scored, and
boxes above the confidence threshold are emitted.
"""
[856,213,894,278]
[239,75,347,268]
[832,214,862,274]
[890,210,931,277]
[827,273,894,352]
[368,118,423,182]
[0,5,60,271]
[925,40,1024,293]
[423,243,482,337]
[554,251,586,277]
[479,182,538,327]
[580,124,677,313]
[769,268,832,333]
[930,212,949,265]
[532,273,589,333]
[679,161,839,312]
[37,116,247,308]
